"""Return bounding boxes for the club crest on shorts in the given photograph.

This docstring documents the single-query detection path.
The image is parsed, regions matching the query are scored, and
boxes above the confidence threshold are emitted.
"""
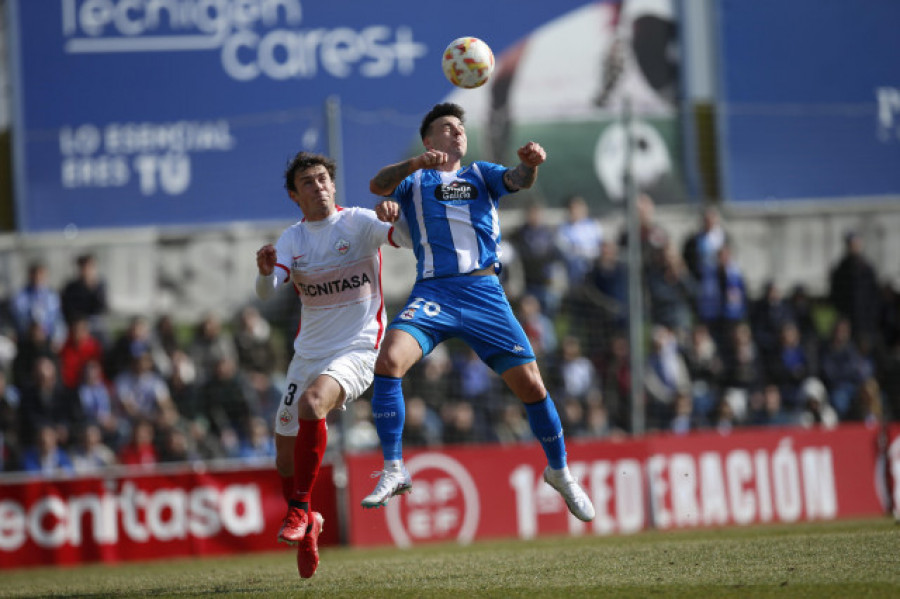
[279,408,292,426]
[334,239,350,254]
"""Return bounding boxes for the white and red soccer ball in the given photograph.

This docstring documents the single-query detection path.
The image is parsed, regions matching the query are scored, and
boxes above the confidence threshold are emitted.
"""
[441,37,495,89]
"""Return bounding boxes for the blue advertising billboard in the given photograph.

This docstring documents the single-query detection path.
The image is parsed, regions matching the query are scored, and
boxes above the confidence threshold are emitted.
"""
[9,0,685,232]
[715,0,900,202]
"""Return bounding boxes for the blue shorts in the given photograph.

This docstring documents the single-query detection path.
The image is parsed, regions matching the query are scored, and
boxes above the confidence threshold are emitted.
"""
[389,275,536,374]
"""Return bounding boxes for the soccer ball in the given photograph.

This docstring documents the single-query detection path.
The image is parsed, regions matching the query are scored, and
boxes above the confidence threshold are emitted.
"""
[441,37,495,89]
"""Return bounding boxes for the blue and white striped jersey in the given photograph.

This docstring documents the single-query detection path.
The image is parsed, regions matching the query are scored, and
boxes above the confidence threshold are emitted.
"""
[389,161,510,280]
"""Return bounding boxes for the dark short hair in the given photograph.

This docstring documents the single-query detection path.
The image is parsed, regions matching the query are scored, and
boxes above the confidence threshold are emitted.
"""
[284,152,336,193]
[420,103,465,141]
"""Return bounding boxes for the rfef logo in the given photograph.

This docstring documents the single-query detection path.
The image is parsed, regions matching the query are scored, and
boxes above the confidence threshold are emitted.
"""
[384,453,479,547]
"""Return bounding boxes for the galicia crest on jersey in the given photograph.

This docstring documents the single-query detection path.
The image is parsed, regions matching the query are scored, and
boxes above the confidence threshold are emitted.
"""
[389,161,510,280]
[271,207,403,359]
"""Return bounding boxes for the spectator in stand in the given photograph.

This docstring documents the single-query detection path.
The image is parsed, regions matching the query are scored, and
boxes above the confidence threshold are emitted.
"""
[796,377,838,430]
[198,356,253,443]
[189,312,238,385]
[682,322,724,423]
[507,200,564,316]
[556,397,584,438]
[157,427,198,464]
[454,347,502,440]
[682,204,729,286]
[787,284,821,368]
[711,398,738,435]
[11,320,56,389]
[765,321,810,411]
[581,398,615,439]
[645,241,695,342]
[18,356,79,448]
[113,350,174,428]
[237,416,277,463]
[517,293,558,361]
[441,401,481,445]
[147,314,181,378]
[104,315,154,381]
[233,305,278,375]
[556,335,600,405]
[750,281,795,364]
[644,325,692,430]
[582,239,629,343]
[721,322,763,410]
[749,384,796,427]
[402,395,442,448]
[118,418,158,469]
[697,243,749,351]
[70,423,117,473]
[19,423,75,476]
[617,193,670,272]
[670,392,705,435]
[717,244,749,332]
[77,359,123,449]
[829,231,881,347]
[58,315,105,391]
[60,253,109,343]
[492,402,533,444]
[165,349,199,422]
[596,333,631,431]
[152,314,181,358]
[556,194,604,288]
[11,261,66,349]
[819,317,872,419]
[244,369,283,431]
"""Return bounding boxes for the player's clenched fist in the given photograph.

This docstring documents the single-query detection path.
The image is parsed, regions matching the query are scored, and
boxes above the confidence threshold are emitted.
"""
[517,141,546,168]
[256,244,277,276]
[375,200,401,223]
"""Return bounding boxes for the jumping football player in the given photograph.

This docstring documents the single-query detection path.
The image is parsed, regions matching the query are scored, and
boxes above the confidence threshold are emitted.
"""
[255,151,410,578]
[363,103,595,523]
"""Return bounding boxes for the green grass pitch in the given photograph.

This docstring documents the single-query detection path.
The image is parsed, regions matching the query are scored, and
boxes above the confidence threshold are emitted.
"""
[1,518,898,598]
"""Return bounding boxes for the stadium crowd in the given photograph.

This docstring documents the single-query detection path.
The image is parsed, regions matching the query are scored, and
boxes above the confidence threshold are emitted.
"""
[0,198,898,476]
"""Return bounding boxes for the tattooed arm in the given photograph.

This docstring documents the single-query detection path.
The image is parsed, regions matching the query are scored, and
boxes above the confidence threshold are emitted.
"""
[369,150,449,196]
[503,141,547,191]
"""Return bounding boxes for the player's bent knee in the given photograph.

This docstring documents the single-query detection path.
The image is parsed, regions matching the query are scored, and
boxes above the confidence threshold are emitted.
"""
[298,392,330,419]
[503,363,547,403]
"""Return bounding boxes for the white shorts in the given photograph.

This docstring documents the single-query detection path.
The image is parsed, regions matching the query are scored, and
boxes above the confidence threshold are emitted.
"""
[273,348,377,436]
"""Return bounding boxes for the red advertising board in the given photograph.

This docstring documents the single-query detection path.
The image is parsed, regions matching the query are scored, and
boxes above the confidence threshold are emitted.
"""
[345,425,887,547]
[0,463,338,569]
[2,425,891,568]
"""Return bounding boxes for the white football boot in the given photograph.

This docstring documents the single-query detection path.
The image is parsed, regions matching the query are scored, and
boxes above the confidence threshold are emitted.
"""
[361,465,413,508]
[543,465,596,522]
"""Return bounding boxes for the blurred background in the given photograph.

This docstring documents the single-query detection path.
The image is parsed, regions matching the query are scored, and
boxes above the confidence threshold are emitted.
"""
[0,0,898,475]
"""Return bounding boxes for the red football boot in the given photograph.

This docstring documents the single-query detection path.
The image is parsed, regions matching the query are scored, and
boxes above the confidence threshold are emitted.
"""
[296,511,324,578]
[277,506,308,546]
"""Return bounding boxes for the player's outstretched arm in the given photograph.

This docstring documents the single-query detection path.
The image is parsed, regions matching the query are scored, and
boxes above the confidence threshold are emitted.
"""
[255,244,279,300]
[369,150,448,196]
[504,141,546,191]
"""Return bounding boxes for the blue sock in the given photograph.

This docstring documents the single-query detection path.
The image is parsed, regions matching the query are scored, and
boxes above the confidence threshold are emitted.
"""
[525,396,567,470]
[371,375,405,461]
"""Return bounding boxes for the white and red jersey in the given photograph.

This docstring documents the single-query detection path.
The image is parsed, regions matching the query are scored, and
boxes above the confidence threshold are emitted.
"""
[269,207,409,359]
